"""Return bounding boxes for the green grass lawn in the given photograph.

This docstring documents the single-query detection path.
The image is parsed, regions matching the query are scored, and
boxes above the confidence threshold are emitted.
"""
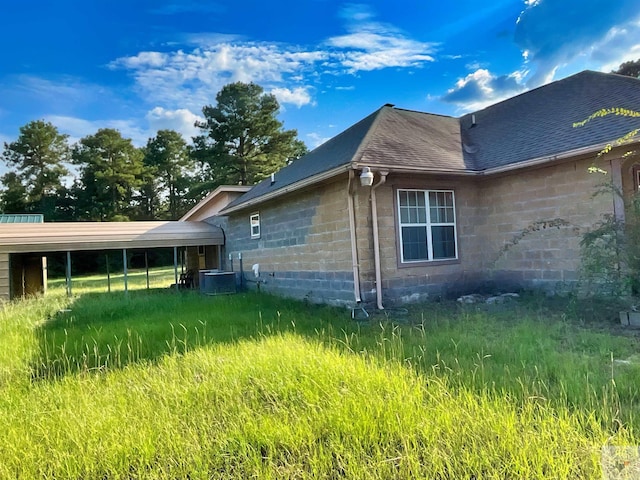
[0,271,639,478]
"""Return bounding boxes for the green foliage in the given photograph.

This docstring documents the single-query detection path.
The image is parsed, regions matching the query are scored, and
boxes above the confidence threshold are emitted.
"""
[193,82,307,186]
[1,120,70,218]
[0,284,638,478]
[495,218,579,265]
[573,108,640,159]
[1,81,310,219]
[0,171,27,213]
[142,129,195,219]
[576,109,640,296]
[73,128,144,221]
[613,58,640,78]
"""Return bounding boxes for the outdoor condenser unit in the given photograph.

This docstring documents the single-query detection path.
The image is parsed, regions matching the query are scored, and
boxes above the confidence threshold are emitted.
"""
[200,270,237,295]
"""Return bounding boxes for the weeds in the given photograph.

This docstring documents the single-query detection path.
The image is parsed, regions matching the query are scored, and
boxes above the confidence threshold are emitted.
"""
[0,271,638,478]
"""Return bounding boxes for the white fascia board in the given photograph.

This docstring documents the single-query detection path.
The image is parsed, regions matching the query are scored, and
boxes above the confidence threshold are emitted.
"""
[220,165,352,215]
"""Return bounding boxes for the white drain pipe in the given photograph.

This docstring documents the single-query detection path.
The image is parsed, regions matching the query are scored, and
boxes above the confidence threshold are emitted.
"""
[371,171,388,310]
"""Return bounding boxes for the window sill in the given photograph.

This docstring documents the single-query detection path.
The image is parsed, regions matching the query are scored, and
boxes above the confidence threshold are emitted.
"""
[397,258,460,269]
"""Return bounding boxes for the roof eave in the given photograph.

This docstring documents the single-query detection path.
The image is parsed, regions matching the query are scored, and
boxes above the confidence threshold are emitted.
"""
[220,164,352,214]
[180,185,252,221]
[352,161,476,175]
[479,140,638,176]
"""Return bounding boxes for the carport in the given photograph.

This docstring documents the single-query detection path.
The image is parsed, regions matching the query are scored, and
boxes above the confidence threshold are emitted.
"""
[0,221,225,301]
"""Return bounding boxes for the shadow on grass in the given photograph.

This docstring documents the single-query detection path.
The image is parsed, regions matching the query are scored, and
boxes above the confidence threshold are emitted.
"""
[31,289,354,381]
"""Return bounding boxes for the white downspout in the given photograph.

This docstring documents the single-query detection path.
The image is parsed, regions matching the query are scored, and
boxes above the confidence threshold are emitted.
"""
[371,171,388,310]
[347,170,362,303]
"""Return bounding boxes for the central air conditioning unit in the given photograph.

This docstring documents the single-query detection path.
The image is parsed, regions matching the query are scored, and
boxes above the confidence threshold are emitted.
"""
[199,270,237,295]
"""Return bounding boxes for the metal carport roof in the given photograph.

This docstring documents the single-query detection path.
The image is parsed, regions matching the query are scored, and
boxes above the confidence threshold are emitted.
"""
[0,221,224,254]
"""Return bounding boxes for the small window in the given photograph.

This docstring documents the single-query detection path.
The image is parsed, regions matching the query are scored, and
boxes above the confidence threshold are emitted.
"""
[197,245,205,256]
[397,189,457,263]
[250,213,260,239]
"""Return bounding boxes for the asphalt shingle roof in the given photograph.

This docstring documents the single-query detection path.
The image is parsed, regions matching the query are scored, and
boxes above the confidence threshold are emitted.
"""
[224,108,380,210]
[223,70,640,212]
[356,107,471,171]
[461,70,640,170]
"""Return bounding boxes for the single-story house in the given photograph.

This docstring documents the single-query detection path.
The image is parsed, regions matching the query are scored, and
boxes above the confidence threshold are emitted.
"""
[183,70,640,308]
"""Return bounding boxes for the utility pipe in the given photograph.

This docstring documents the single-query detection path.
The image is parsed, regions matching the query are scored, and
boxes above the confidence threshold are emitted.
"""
[145,251,149,290]
[347,170,362,303]
[106,254,111,293]
[173,247,179,291]
[611,158,625,223]
[371,171,388,310]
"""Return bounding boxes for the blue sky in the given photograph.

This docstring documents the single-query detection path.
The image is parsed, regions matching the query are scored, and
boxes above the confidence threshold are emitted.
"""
[1,0,640,152]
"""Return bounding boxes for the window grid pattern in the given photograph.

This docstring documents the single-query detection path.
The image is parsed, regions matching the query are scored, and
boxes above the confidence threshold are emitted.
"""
[397,189,457,262]
[250,213,260,239]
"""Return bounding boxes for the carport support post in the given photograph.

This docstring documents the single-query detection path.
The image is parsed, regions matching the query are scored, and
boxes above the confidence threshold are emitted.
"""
[173,247,179,291]
[123,249,128,294]
[65,251,72,297]
[106,254,111,293]
[145,251,149,290]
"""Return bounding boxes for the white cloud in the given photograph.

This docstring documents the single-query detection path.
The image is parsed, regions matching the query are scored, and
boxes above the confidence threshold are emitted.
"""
[589,21,640,73]
[111,44,326,112]
[306,132,332,148]
[181,32,243,47]
[45,115,150,147]
[440,0,640,112]
[45,109,204,147]
[115,51,168,69]
[109,6,436,113]
[8,75,110,108]
[270,87,313,108]
[326,7,435,73]
[145,107,203,139]
[514,0,640,86]
[441,69,526,112]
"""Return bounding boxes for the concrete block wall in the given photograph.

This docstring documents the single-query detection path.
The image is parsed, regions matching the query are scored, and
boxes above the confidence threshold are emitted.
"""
[224,177,357,306]
[356,157,613,304]
[473,157,613,292]
[354,174,483,304]
[219,155,615,307]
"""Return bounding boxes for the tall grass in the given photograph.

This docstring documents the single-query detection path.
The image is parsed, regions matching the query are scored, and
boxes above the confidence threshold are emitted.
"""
[0,276,638,478]
[0,333,634,478]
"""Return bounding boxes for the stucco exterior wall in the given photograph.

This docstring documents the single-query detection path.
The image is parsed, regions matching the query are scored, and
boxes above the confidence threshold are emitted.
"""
[224,176,357,306]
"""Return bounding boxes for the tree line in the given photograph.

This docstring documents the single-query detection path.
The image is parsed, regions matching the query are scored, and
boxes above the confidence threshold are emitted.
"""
[0,82,307,221]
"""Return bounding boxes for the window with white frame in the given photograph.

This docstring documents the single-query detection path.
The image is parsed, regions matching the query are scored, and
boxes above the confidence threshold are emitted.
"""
[397,189,457,263]
[250,213,260,239]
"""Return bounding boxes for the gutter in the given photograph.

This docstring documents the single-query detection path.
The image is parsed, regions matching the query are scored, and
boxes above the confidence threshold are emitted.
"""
[353,140,623,178]
[371,171,388,310]
[479,141,616,175]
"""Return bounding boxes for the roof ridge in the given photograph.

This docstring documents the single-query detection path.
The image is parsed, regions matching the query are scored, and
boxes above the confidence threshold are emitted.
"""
[391,106,456,119]
[349,105,390,165]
